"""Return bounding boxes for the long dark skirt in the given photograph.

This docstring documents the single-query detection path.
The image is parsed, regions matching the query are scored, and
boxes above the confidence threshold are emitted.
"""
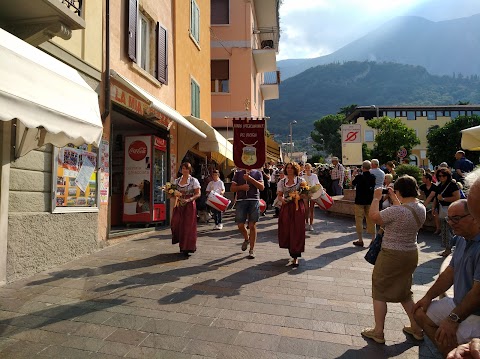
[171,201,197,252]
[278,200,305,258]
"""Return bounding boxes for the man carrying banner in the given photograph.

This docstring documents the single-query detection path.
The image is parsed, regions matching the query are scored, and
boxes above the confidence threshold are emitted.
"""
[231,169,264,258]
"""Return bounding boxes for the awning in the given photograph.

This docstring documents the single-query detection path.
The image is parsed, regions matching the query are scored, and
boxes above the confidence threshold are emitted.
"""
[184,116,233,162]
[110,70,206,139]
[266,136,281,162]
[461,125,480,151]
[0,28,103,157]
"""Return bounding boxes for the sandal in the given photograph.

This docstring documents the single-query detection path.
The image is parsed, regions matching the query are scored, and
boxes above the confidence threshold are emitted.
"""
[361,328,385,344]
[353,240,364,247]
[402,326,424,341]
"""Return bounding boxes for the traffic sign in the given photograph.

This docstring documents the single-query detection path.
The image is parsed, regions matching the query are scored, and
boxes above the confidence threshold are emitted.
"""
[398,147,407,158]
[341,124,362,143]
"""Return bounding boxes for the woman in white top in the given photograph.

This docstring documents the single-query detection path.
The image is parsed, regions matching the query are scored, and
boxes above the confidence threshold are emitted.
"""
[302,163,320,231]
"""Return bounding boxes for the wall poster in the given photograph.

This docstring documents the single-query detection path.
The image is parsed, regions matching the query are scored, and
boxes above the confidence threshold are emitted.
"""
[52,144,99,212]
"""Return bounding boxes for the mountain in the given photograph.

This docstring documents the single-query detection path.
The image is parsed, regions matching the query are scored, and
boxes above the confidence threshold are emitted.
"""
[265,61,480,138]
[278,14,480,80]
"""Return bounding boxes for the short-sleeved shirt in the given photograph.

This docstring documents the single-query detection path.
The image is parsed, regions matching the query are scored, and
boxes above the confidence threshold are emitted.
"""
[206,179,225,194]
[232,169,263,200]
[448,233,480,315]
[454,157,474,174]
[435,181,460,207]
[380,202,426,251]
[419,183,435,199]
[370,168,386,189]
[352,171,376,205]
[302,173,320,187]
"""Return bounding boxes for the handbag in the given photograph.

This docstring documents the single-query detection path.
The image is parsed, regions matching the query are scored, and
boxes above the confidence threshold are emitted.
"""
[364,228,384,265]
[364,204,423,265]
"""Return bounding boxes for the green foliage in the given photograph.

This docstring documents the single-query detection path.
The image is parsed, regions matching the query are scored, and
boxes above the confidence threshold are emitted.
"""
[362,143,372,161]
[266,61,480,138]
[310,114,346,157]
[367,117,420,164]
[338,104,358,118]
[426,115,480,166]
[395,164,423,183]
[308,154,324,164]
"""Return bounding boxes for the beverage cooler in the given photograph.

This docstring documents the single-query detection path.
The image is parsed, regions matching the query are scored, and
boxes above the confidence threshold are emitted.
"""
[123,135,167,225]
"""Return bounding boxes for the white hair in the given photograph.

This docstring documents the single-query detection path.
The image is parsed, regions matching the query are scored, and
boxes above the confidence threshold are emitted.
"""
[371,159,379,166]
[465,167,480,189]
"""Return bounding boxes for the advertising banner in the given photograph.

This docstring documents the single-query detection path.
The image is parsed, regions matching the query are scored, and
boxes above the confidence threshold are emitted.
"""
[123,136,152,222]
[233,118,266,169]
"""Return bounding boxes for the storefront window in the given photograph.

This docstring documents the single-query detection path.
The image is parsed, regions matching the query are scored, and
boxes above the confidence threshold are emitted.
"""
[52,144,99,213]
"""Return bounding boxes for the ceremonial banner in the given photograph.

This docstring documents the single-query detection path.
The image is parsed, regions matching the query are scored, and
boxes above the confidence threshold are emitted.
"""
[233,118,266,169]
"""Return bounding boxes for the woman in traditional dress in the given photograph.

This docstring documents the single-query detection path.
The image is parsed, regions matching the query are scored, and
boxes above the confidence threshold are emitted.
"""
[170,162,201,256]
[302,163,320,231]
[277,162,306,267]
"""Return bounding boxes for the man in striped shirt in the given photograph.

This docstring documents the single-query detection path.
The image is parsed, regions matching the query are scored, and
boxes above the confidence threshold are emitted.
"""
[330,157,345,195]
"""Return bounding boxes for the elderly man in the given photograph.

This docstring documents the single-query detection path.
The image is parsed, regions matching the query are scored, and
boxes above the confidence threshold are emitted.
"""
[352,160,376,247]
[454,151,474,184]
[413,199,480,357]
[370,159,385,189]
[330,157,345,195]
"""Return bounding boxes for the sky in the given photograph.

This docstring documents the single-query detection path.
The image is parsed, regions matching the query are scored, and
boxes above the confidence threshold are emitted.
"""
[278,0,480,60]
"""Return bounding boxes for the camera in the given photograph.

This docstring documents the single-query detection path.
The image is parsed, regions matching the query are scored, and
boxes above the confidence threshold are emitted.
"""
[382,188,390,195]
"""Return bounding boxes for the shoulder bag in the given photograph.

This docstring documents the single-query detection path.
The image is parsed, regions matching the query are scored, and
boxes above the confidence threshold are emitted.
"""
[364,204,422,265]
[437,182,451,219]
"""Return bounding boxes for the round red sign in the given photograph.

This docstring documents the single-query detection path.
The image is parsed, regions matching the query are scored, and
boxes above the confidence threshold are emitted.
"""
[128,141,147,161]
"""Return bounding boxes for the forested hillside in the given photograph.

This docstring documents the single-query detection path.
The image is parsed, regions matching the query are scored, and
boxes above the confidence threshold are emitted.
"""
[266,61,480,138]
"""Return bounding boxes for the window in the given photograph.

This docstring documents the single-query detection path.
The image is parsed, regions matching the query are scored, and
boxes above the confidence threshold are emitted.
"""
[127,0,168,84]
[191,78,200,117]
[190,0,200,44]
[211,0,229,24]
[450,111,459,119]
[387,111,395,118]
[427,111,436,120]
[407,111,415,120]
[365,130,374,142]
[436,111,444,117]
[138,13,150,71]
[211,60,229,93]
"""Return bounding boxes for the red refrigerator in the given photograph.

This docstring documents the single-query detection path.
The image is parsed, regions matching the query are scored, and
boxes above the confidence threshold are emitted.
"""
[123,135,167,224]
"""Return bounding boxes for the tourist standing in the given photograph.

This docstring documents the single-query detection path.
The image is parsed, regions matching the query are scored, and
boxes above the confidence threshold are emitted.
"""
[303,163,320,231]
[330,157,345,195]
[352,161,376,247]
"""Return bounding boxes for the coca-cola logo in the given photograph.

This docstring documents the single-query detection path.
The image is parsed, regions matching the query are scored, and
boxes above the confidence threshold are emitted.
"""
[128,141,147,161]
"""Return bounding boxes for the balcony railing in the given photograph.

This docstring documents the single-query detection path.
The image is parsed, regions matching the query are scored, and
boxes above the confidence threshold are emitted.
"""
[263,71,281,85]
[61,0,83,16]
[253,27,280,51]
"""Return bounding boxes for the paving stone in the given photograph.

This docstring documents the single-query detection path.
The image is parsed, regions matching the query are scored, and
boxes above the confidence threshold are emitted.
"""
[0,340,49,358]
[140,333,190,351]
[105,328,150,345]
[234,331,281,351]
[97,340,137,356]
[185,324,239,344]
[36,344,92,358]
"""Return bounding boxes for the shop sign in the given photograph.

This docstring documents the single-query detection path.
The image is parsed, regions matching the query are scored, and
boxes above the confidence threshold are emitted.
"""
[233,118,266,169]
[111,84,172,129]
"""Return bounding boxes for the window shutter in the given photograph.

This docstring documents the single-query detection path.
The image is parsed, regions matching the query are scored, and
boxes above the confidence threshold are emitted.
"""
[211,0,229,24]
[191,80,195,116]
[127,0,137,61]
[195,4,200,42]
[156,23,168,84]
[211,60,229,80]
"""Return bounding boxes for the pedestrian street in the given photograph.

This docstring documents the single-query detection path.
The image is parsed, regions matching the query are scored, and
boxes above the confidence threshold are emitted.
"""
[0,210,445,358]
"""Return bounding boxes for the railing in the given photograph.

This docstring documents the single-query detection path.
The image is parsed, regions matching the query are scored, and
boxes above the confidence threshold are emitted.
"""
[61,0,83,16]
[253,26,280,51]
[263,71,281,85]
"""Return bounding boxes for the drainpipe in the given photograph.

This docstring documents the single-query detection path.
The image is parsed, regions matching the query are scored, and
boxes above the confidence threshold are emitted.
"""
[102,0,110,121]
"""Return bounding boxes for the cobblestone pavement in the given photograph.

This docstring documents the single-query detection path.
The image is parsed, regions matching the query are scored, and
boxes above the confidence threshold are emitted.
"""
[0,209,446,358]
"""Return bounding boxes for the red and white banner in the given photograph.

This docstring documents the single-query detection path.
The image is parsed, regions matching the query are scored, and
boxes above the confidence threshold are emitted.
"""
[233,118,266,169]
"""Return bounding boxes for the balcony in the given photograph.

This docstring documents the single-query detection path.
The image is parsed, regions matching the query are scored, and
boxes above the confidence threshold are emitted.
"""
[253,0,279,29]
[260,71,280,100]
[252,27,278,73]
[0,0,85,46]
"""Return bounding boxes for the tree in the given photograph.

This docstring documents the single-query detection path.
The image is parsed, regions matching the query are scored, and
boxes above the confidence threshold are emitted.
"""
[338,104,358,118]
[310,114,346,157]
[368,117,420,164]
[426,115,480,166]
[362,143,372,161]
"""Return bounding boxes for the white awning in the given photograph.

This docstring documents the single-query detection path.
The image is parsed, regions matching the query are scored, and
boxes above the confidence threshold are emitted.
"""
[184,116,233,162]
[461,125,480,151]
[110,70,206,139]
[0,28,103,157]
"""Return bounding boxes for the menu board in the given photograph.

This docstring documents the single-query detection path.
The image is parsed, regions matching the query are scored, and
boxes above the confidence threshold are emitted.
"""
[54,144,98,208]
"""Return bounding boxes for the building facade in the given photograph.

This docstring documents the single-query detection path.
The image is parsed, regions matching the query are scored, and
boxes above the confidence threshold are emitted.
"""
[210,0,281,163]
[0,0,104,283]
[348,105,480,166]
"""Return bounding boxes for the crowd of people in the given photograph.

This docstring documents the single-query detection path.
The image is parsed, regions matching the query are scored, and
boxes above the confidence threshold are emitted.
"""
[168,152,479,357]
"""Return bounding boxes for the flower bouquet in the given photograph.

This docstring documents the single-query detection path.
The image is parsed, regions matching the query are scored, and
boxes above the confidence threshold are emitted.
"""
[162,182,182,207]
[287,190,301,210]
[299,183,322,196]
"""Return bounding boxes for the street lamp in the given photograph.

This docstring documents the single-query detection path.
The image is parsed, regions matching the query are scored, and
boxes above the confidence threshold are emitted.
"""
[289,120,297,160]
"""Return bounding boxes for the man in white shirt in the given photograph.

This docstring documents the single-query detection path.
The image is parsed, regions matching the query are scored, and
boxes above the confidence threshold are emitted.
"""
[369,159,385,189]
[206,170,225,230]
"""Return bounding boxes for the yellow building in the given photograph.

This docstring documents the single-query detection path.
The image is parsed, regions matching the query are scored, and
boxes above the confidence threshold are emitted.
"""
[0,1,104,282]
[173,0,233,168]
[347,105,480,167]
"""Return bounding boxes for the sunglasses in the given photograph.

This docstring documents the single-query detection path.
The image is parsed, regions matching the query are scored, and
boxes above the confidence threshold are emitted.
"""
[446,213,471,223]
[437,174,447,178]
